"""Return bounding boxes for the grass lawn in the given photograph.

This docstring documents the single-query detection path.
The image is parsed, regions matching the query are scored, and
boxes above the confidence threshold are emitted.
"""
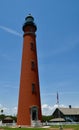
[0,125,79,130]
[51,124,79,130]
[0,127,47,130]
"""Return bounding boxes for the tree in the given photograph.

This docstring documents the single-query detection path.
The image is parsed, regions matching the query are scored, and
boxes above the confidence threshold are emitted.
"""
[1,109,3,114]
[42,115,53,122]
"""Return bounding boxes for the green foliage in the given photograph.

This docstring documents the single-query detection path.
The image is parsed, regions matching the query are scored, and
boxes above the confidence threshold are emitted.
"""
[0,114,5,120]
[0,114,17,122]
[42,115,53,122]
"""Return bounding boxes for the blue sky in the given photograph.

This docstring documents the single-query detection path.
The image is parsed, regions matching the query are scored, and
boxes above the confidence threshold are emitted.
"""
[0,0,79,115]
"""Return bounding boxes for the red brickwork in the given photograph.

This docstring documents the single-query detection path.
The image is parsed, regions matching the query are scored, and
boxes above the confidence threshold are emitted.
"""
[17,15,42,126]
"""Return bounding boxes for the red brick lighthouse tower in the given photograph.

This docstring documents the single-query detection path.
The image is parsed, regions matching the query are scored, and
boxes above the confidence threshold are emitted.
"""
[17,15,42,126]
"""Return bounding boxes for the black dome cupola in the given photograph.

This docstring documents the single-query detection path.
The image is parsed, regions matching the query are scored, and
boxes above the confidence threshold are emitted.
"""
[22,14,37,32]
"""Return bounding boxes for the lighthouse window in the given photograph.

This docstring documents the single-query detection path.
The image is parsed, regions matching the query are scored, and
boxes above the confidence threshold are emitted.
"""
[31,61,35,70]
[30,42,34,51]
[32,83,35,94]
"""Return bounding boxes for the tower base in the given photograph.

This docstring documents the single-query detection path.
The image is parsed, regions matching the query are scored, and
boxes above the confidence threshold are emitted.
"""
[31,120,42,127]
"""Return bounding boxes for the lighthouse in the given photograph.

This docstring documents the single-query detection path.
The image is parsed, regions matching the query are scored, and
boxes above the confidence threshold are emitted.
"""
[17,15,42,126]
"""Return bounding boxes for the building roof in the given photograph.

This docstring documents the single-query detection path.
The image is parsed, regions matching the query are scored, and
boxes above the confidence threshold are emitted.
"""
[50,117,65,122]
[4,117,13,120]
[58,108,79,115]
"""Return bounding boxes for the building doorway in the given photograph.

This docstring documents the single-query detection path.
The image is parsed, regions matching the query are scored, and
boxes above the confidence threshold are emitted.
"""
[31,106,38,121]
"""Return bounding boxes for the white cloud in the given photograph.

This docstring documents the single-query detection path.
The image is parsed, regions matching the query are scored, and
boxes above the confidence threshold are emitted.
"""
[0,25,22,37]
[0,104,9,114]
[42,104,56,115]
[42,104,66,116]
[0,103,56,116]
[11,107,17,115]
[0,103,73,116]
[0,104,17,115]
